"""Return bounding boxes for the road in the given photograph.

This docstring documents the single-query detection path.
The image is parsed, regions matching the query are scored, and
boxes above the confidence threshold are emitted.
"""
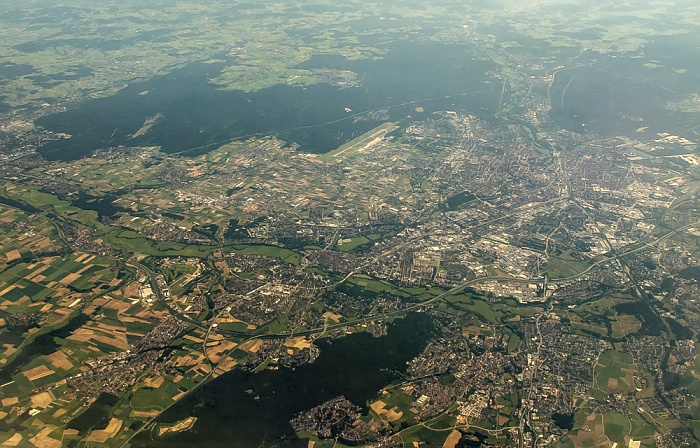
[517,304,551,448]
[28,198,695,344]
[552,219,700,283]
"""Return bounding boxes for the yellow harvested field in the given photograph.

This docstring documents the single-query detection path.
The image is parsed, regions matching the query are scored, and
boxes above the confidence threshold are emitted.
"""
[5,250,21,262]
[30,391,53,408]
[96,297,131,312]
[86,418,122,443]
[121,315,151,324]
[443,430,462,448]
[321,311,342,323]
[371,400,386,413]
[68,328,130,350]
[29,426,62,448]
[2,343,16,357]
[370,400,403,423]
[196,364,212,375]
[39,303,53,312]
[26,272,43,282]
[172,354,202,367]
[122,281,142,299]
[144,376,165,388]
[52,409,68,419]
[2,397,19,406]
[66,328,95,342]
[207,339,238,363]
[136,308,168,319]
[59,273,81,285]
[2,433,23,446]
[184,334,205,343]
[94,332,130,350]
[23,365,55,382]
[285,336,311,351]
[47,350,74,370]
[239,339,262,353]
[52,306,72,316]
[384,407,402,422]
[133,410,160,418]
[213,359,238,378]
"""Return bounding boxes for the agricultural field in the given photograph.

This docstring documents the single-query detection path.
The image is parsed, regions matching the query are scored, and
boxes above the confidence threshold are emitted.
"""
[0,205,64,268]
[0,0,699,446]
[0,283,184,448]
[593,350,636,398]
[0,251,122,368]
[567,413,612,448]
[369,387,418,429]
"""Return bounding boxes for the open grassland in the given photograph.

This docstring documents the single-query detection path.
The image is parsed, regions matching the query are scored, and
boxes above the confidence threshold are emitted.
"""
[541,251,591,279]
[593,350,635,397]
[603,411,631,445]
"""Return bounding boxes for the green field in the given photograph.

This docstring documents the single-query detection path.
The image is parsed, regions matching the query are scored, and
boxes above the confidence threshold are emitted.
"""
[507,332,521,353]
[594,350,635,397]
[441,294,536,324]
[397,424,452,447]
[102,228,216,257]
[0,253,116,310]
[603,411,631,444]
[0,205,63,265]
[130,380,182,412]
[341,274,443,303]
[337,236,372,251]
[542,251,591,279]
